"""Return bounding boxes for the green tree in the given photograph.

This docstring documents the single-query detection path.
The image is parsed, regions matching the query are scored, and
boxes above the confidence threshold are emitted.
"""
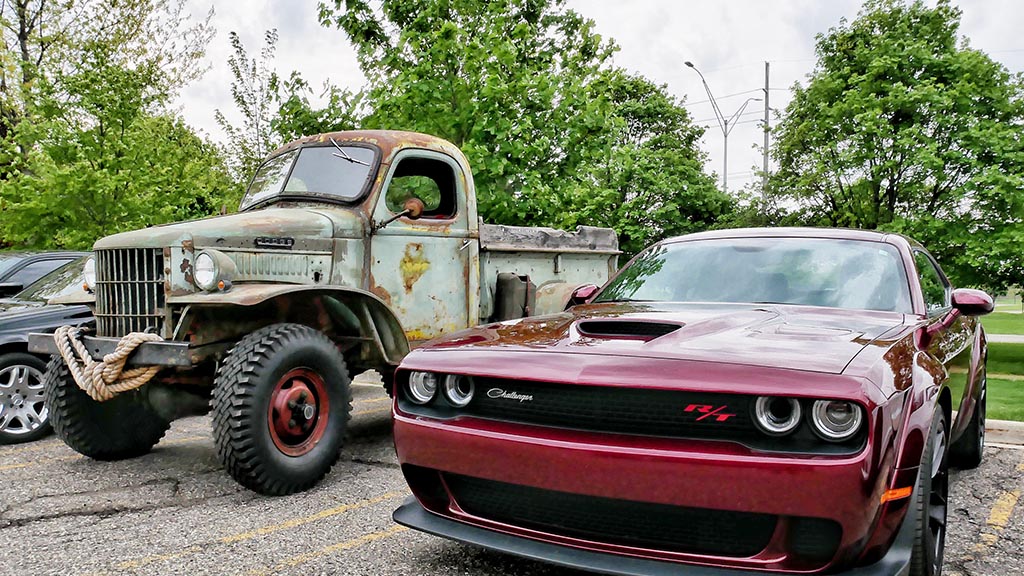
[215,29,364,181]
[563,70,732,255]
[0,40,237,248]
[318,0,618,227]
[770,0,1024,291]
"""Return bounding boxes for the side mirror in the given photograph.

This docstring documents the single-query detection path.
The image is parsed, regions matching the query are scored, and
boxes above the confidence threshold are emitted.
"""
[568,284,599,307]
[951,288,994,317]
[0,282,23,297]
[402,197,425,220]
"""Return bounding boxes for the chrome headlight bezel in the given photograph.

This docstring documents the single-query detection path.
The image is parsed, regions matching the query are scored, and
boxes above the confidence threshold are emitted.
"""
[82,256,96,291]
[193,251,219,291]
[752,396,802,436]
[406,371,438,405]
[441,374,474,407]
[810,400,864,441]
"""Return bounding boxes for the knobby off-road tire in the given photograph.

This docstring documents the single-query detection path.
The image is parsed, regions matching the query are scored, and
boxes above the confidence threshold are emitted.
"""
[951,371,985,470]
[42,356,170,459]
[909,410,949,576]
[0,352,52,443]
[212,323,352,496]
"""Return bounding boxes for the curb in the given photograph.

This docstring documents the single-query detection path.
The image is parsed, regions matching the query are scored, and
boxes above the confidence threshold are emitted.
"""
[986,418,1024,446]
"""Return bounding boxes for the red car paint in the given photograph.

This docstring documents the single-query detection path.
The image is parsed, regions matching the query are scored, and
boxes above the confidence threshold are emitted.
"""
[391,228,990,574]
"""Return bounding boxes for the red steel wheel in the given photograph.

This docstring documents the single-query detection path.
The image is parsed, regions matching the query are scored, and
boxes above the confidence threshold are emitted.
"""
[268,368,331,456]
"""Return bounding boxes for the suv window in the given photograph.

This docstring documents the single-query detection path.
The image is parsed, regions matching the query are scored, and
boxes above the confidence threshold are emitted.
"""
[914,251,949,315]
[385,156,457,219]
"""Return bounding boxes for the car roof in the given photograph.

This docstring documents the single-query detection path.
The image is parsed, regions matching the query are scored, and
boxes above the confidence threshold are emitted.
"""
[660,227,915,246]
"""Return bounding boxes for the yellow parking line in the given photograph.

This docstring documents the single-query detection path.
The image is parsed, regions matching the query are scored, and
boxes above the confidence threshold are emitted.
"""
[113,546,203,570]
[352,406,391,417]
[0,438,63,455]
[0,436,206,472]
[248,525,408,576]
[973,490,1020,553]
[1017,462,1024,472]
[219,491,405,544]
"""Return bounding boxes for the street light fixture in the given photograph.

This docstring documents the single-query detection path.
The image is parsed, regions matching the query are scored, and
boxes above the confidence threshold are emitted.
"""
[685,61,762,194]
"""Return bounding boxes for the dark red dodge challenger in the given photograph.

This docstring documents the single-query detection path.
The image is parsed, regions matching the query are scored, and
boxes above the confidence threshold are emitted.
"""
[391,228,992,576]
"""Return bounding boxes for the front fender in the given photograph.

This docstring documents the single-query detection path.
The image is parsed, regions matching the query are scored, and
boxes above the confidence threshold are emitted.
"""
[169,285,410,367]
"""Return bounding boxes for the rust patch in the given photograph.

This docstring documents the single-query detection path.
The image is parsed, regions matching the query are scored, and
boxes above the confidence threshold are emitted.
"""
[182,239,194,252]
[399,243,429,293]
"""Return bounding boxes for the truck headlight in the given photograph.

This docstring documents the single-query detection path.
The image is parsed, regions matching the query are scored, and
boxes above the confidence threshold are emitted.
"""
[810,400,863,441]
[82,256,96,291]
[194,252,219,291]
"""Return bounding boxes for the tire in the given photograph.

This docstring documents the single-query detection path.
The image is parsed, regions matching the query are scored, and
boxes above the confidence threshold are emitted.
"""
[951,371,985,469]
[43,356,170,459]
[211,323,352,495]
[909,410,948,576]
[0,352,52,444]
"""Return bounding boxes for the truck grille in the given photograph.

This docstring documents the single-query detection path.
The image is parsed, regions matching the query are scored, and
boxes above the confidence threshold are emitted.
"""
[444,473,777,557]
[95,248,166,337]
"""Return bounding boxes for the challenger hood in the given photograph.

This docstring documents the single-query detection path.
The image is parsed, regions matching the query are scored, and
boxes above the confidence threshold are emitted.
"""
[94,206,365,249]
[422,302,908,375]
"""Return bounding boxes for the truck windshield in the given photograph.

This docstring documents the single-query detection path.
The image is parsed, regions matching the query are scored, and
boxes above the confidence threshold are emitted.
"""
[595,237,912,313]
[240,144,377,210]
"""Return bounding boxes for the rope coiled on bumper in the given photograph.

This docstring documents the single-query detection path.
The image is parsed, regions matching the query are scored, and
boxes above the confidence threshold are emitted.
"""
[53,326,164,402]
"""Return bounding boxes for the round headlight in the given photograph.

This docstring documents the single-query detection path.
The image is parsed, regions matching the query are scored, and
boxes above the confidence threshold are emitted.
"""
[810,400,863,441]
[406,371,438,405]
[753,396,802,436]
[442,374,474,407]
[82,256,96,291]
[194,252,218,291]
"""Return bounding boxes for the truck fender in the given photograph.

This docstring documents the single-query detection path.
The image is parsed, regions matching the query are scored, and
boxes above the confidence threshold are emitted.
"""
[168,285,410,370]
[534,281,596,316]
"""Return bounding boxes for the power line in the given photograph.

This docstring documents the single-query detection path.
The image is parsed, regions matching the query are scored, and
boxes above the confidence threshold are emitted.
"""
[693,109,763,124]
[683,89,762,107]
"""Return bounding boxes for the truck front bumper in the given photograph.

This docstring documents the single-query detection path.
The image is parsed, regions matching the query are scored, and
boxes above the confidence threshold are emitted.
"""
[28,332,192,367]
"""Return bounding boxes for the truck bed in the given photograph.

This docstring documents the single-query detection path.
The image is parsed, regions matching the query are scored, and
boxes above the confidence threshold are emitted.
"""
[479,223,619,254]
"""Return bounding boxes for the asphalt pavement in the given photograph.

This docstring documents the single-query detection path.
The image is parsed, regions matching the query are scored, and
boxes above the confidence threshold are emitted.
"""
[0,381,1021,576]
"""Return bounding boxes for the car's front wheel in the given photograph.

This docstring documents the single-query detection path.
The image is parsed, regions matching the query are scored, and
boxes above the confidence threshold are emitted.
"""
[0,352,51,443]
[211,323,352,495]
[910,410,948,576]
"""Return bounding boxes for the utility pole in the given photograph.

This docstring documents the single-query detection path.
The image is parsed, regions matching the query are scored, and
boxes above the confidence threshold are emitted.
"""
[762,61,770,197]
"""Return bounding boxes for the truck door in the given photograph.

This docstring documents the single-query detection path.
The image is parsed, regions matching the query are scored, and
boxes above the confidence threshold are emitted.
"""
[369,149,477,344]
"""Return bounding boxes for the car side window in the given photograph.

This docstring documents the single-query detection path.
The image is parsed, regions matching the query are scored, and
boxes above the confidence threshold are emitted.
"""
[384,156,457,219]
[7,258,71,286]
[914,251,949,316]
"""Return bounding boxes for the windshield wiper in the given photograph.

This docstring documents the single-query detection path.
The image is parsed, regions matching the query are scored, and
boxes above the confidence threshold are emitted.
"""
[329,138,369,166]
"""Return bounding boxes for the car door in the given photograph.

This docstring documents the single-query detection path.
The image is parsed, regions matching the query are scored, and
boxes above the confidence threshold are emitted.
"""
[913,251,974,408]
[368,149,476,344]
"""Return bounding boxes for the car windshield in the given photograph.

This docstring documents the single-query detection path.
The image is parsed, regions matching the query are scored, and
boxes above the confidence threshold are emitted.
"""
[595,237,912,313]
[239,144,377,211]
[0,253,27,277]
[14,257,87,303]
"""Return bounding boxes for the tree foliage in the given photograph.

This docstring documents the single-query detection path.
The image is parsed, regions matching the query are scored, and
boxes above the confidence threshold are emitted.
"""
[318,0,728,252]
[770,0,1024,291]
[215,29,364,181]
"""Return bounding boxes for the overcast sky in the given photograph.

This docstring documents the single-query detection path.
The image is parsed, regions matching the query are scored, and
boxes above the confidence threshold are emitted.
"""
[176,0,1024,192]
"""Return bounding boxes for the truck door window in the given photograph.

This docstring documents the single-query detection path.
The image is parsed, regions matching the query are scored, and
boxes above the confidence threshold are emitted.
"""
[385,157,457,219]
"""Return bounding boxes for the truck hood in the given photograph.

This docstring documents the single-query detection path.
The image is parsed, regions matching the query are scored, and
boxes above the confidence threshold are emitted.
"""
[420,302,907,375]
[94,206,365,249]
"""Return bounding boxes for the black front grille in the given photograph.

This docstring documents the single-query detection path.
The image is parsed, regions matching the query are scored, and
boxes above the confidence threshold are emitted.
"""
[445,473,777,557]
[398,377,866,454]
[95,248,166,337]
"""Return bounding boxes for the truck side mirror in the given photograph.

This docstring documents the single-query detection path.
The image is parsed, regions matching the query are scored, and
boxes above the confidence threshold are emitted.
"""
[568,284,599,307]
[402,197,425,220]
[951,288,994,317]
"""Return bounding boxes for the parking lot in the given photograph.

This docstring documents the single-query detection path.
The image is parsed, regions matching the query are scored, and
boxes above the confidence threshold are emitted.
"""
[1,380,1022,576]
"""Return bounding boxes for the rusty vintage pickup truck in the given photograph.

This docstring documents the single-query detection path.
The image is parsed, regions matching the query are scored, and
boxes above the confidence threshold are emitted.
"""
[30,130,618,494]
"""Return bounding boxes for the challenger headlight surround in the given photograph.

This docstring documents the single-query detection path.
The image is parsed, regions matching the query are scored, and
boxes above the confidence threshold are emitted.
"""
[194,252,219,291]
[82,256,96,291]
[442,374,474,407]
[753,396,802,436]
[810,400,863,441]
[406,371,438,405]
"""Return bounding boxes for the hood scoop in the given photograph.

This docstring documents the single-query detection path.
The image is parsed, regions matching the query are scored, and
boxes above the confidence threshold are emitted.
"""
[577,320,682,341]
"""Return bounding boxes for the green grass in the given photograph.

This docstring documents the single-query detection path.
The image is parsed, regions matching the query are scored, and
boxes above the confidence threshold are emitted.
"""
[947,377,1024,422]
[986,342,1024,376]
[981,312,1024,335]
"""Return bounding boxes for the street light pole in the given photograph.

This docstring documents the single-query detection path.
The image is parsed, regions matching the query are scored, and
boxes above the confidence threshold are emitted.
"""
[685,61,761,194]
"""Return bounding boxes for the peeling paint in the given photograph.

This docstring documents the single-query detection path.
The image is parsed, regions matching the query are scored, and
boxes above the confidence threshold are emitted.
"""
[399,244,429,292]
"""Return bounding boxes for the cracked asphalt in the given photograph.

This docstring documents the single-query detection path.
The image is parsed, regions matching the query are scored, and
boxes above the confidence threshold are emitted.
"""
[1,381,1021,576]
